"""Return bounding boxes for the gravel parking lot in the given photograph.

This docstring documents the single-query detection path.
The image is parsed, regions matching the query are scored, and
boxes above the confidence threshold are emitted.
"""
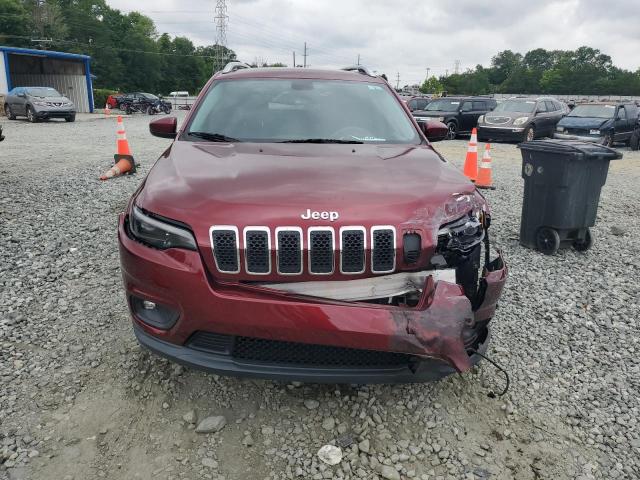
[1,112,639,480]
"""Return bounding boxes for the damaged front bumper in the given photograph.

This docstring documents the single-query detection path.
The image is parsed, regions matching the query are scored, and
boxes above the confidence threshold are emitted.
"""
[119,214,507,383]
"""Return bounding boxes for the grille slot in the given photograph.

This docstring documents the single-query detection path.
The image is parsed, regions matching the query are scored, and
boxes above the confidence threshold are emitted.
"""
[210,227,240,273]
[308,228,334,274]
[371,227,396,273]
[187,331,234,354]
[232,336,413,368]
[244,228,270,274]
[340,228,365,274]
[276,228,303,274]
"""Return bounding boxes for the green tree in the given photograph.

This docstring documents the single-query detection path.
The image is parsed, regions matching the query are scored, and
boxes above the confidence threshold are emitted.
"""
[0,0,31,46]
[489,50,522,85]
[419,76,444,94]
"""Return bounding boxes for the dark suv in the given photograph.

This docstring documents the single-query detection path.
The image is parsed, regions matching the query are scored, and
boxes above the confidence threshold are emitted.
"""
[477,97,568,142]
[412,97,497,139]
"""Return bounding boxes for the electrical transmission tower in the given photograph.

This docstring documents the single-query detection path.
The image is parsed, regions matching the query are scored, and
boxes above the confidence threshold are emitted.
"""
[213,0,229,73]
[454,60,460,75]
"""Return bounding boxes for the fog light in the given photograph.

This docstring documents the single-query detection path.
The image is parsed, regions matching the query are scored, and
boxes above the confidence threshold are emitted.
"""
[130,296,179,329]
[142,300,156,310]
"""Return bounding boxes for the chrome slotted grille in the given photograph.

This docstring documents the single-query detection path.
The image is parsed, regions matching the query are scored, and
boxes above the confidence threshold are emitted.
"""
[276,228,303,275]
[244,228,270,274]
[308,228,335,274]
[340,228,365,274]
[210,227,240,273]
[210,225,396,276]
[371,227,396,273]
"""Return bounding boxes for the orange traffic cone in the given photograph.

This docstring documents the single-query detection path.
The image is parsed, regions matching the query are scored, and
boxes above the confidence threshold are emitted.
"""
[463,128,478,181]
[100,115,136,180]
[104,103,111,117]
[476,143,495,190]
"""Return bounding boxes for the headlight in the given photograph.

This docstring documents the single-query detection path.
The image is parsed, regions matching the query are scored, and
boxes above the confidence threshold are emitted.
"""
[33,101,47,106]
[478,115,485,124]
[513,117,529,125]
[63,102,73,107]
[129,206,197,250]
[437,213,485,253]
[556,126,564,132]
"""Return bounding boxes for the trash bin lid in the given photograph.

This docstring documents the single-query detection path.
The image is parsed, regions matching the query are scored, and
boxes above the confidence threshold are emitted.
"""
[518,139,623,160]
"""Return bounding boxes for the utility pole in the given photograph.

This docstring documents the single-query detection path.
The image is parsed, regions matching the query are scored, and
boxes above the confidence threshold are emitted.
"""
[426,67,430,79]
[357,54,360,66]
[293,51,296,68]
[395,72,400,90]
[213,0,228,73]
[303,42,307,68]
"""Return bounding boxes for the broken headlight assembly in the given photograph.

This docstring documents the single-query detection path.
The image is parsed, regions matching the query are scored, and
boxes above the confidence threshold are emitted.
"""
[128,206,197,250]
[436,212,485,256]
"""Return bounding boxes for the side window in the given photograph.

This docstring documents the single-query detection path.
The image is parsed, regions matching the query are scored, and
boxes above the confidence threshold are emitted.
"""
[617,106,626,120]
[407,99,417,110]
[545,101,556,112]
[472,101,485,111]
[461,101,473,112]
[536,102,548,113]
[417,99,429,110]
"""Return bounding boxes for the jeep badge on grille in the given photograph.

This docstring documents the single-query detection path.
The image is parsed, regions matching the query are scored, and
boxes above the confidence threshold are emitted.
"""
[301,209,339,222]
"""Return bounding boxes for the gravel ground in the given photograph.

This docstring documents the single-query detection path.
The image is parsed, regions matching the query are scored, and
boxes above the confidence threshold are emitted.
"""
[1,112,639,480]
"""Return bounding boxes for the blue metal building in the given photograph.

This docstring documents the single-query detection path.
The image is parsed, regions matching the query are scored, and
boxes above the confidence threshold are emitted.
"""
[0,47,94,113]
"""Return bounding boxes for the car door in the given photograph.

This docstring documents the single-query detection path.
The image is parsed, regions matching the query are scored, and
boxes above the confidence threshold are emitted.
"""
[459,100,477,132]
[545,101,563,133]
[613,105,630,142]
[15,88,28,115]
[533,101,552,136]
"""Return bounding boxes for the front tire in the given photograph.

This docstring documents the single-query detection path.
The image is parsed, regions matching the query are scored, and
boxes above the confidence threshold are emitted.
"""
[536,227,560,255]
[26,106,38,123]
[446,121,457,140]
[65,114,76,123]
[146,105,155,115]
[523,125,535,142]
[5,104,16,120]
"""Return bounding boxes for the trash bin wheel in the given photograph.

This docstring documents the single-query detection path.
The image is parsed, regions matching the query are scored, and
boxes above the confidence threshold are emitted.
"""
[535,227,560,255]
[572,228,593,252]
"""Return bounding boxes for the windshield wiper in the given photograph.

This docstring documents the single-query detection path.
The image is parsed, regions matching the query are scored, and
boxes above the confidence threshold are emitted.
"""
[279,138,363,144]
[188,132,241,142]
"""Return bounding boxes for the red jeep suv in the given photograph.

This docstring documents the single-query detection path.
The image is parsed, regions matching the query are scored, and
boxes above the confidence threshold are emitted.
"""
[118,63,507,383]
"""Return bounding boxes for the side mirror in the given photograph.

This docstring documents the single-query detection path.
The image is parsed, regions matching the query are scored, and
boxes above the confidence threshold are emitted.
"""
[420,120,448,142]
[149,116,177,138]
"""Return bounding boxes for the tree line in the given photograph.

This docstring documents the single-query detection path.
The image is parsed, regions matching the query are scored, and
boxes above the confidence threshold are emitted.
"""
[420,47,640,96]
[0,0,238,95]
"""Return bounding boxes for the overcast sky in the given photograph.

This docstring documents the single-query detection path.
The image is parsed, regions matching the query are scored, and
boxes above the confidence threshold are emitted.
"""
[108,0,639,86]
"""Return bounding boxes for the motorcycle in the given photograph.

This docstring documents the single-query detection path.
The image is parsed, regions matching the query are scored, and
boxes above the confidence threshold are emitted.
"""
[145,99,172,115]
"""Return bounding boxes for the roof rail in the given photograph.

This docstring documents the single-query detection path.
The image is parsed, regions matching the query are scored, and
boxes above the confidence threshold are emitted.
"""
[341,65,374,76]
[221,61,252,74]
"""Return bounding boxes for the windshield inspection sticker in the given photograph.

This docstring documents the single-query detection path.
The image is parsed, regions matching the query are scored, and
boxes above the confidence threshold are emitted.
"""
[367,85,383,90]
[450,102,460,105]
[351,135,386,142]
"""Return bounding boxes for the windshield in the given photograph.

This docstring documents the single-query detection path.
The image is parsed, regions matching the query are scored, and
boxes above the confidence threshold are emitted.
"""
[424,99,461,112]
[141,93,159,100]
[26,87,61,97]
[492,100,536,113]
[568,104,616,118]
[187,79,420,144]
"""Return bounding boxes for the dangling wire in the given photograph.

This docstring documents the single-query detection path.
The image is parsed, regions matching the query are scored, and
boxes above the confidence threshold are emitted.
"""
[470,349,510,397]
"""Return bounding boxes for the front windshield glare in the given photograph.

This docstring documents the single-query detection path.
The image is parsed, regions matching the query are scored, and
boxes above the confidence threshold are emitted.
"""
[568,105,616,118]
[187,79,420,143]
[493,100,536,113]
[26,87,61,97]
[425,100,461,112]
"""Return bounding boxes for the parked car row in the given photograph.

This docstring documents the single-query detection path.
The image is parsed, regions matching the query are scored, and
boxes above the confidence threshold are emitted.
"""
[406,94,639,146]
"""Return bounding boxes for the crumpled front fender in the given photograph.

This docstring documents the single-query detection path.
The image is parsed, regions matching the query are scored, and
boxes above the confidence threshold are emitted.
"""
[390,251,507,372]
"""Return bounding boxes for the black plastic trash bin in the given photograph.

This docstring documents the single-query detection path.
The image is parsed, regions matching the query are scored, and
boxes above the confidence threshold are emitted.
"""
[517,140,622,255]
